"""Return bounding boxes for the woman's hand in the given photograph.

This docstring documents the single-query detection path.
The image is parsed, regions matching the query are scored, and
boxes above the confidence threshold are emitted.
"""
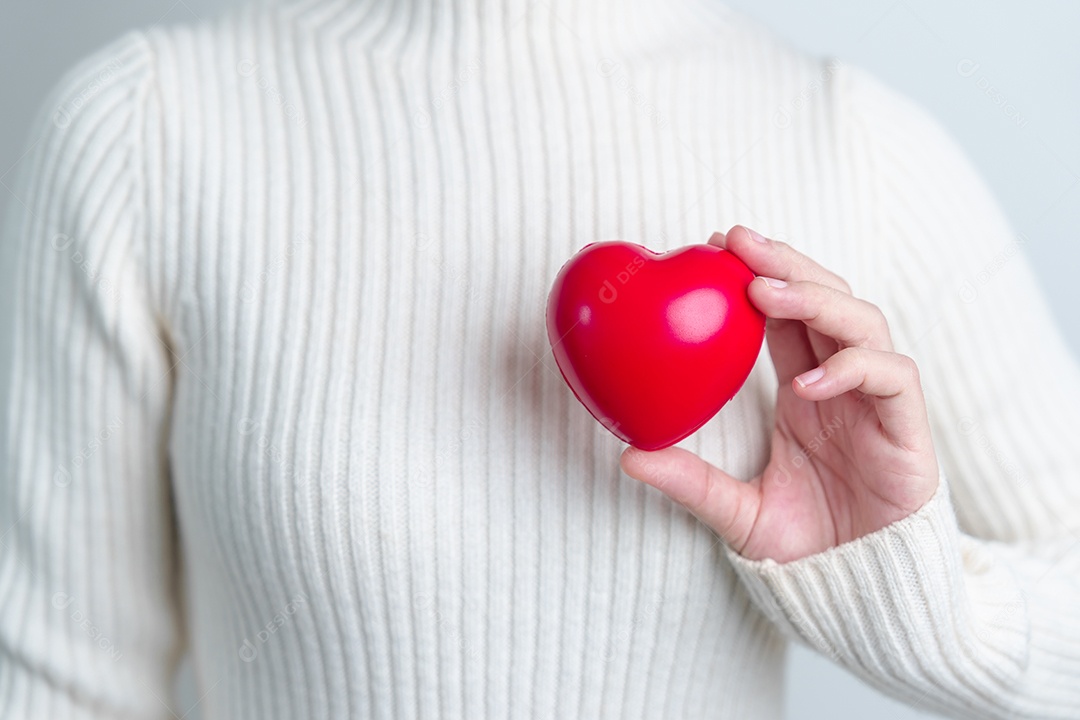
[620,226,940,563]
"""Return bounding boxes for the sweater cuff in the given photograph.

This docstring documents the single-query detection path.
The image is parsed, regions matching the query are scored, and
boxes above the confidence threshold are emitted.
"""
[723,478,1030,694]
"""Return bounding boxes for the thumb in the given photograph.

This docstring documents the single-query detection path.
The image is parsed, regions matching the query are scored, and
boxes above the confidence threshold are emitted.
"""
[619,446,760,550]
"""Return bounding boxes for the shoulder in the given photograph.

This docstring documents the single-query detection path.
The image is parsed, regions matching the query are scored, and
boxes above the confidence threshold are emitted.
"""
[45,30,154,133]
[4,29,156,282]
[19,30,154,205]
[827,60,1011,265]
[38,1,334,145]
[829,60,968,169]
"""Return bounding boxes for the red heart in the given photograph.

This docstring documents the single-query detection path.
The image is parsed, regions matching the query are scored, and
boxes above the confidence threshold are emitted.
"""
[546,241,765,450]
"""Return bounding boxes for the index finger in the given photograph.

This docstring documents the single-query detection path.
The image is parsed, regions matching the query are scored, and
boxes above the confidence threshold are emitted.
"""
[710,225,852,295]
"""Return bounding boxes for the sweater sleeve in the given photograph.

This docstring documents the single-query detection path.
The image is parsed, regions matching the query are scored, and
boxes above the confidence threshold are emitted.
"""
[723,62,1080,718]
[0,32,184,718]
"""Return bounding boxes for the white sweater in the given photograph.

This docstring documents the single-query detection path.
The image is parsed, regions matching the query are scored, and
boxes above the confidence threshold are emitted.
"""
[2,0,1079,717]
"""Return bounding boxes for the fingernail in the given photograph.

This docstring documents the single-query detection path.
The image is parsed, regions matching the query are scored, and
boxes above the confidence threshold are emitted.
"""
[759,276,787,288]
[795,367,825,387]
[746,227,768,243]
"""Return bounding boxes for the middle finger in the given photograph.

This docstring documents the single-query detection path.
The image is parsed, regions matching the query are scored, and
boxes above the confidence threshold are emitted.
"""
[748,277,894,352]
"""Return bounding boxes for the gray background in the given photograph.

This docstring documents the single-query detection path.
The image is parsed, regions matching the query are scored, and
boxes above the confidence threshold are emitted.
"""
[1,1,1076,718]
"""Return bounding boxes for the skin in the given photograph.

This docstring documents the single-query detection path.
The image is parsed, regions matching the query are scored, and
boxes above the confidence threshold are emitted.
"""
[619,225,940,563]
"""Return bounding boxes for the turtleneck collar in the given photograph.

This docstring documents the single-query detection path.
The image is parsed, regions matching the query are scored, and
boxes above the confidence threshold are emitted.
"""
[282,0,734,55]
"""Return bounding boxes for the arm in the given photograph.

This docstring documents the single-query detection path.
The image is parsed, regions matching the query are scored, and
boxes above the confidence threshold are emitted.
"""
[723,63,1080,718]
[0,31,184,718]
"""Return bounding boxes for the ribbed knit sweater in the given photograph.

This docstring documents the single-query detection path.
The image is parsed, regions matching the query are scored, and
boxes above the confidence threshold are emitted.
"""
[2,0,1080,718]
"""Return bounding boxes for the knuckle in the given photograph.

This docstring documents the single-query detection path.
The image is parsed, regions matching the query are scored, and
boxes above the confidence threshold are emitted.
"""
[721,488,750,547]
[817,291,843,322]
[866,302,890,340]
[803,293,825,321]
[777,243,804,270]
[850,330,876,349]
[897,353,921,383]
[837,345,867,373]
[687,462,717,514]
[825,284,848,308]
[872,304,889,331]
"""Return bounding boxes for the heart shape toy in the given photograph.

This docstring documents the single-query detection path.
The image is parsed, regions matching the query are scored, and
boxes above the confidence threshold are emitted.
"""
[546,241,765,450]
